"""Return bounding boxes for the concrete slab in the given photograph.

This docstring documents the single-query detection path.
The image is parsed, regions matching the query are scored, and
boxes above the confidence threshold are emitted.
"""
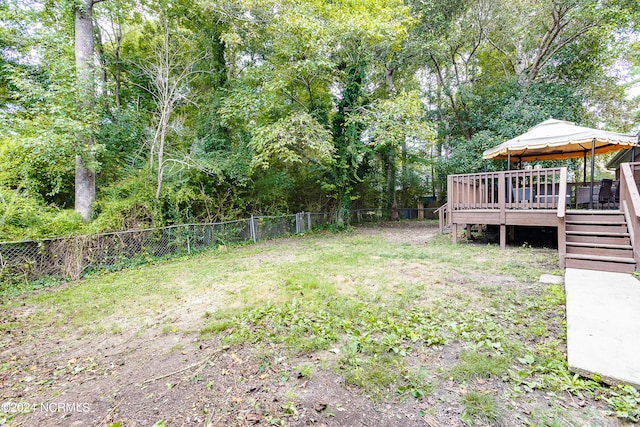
[565,268,640,387]
[540,274,563,285]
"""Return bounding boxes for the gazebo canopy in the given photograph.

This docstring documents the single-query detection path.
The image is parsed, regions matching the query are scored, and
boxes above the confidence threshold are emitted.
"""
[483,118,638,162]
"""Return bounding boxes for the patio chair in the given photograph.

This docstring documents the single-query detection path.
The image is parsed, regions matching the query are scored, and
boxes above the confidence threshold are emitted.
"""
[613,180,620,208]
[575,186,591,209]
[512,187,533,204]
[598,179,613,209]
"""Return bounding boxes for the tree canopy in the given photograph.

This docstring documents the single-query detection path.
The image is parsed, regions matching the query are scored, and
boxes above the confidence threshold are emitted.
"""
[0,0,638,239]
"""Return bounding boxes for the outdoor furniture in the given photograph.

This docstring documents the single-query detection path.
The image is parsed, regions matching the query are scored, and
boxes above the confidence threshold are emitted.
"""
[534,183,571,207]
[599,179,613,208]
[575,186,599,208]
[512,187,533,203]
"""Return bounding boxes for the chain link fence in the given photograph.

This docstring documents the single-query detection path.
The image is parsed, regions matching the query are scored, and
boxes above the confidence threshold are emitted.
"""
[0,209,437,283]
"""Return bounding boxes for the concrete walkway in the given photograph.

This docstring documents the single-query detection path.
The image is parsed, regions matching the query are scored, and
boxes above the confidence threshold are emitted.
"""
[565,268,640,387]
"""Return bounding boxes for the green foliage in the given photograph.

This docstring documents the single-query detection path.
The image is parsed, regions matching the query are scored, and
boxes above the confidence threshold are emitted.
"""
[0,0,637,238]
[461,391,505,426]
[251,112,335,169]
[447,350,511,382]
[603,384,640,422]
[0,187,84,240]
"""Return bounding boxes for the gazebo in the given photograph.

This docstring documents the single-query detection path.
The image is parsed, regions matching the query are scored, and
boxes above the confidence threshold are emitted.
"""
[483,118,638,208]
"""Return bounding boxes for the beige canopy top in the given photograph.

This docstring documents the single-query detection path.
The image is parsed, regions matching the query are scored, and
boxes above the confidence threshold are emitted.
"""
[482,118,638,161]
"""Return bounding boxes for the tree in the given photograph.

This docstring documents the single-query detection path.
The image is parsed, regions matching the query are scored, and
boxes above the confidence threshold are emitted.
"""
[352,91,435,214]
[74,0,103,221]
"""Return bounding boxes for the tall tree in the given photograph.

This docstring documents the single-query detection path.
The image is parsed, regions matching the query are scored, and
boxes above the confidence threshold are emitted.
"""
[74,0,103,221]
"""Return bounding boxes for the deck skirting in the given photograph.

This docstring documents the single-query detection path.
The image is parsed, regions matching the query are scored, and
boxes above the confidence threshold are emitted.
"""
[450,209,559,227]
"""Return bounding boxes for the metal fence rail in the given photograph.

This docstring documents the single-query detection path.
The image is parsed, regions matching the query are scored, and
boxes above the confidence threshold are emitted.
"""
[0,209,437,283]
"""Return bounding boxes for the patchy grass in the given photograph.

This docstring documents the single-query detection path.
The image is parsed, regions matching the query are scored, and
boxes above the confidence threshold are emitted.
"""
[446,350,511,382]
[461,390,506,426]
[2,222,638,426]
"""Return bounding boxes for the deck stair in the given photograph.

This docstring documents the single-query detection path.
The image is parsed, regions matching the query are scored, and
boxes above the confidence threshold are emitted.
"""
[564,211,636,273]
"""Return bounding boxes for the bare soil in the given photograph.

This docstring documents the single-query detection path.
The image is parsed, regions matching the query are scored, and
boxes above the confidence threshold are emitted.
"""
[0,222,626,426]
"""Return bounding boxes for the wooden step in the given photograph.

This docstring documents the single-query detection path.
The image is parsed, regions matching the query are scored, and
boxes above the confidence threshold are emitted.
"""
[566,241,632,250]
[565,257,636,273]
[566,219,626,226]
[564,253,635,264]
[566,245,633,258]
[566,234,631,246]
[566,230,630,238]
[566,224,628,233]
[564,213,626,224]
[566,209,623,217]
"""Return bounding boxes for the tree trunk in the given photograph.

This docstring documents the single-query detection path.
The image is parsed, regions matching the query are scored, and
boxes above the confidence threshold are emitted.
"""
[385,63,398,220]
[74,0,96,222]
[114,21,123,107]
[386,147,398,221]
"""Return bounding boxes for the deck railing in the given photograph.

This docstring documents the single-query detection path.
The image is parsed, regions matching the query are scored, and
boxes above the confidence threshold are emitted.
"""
[619,162,640,266]
[435,203,449,233]
[447,167,568,212]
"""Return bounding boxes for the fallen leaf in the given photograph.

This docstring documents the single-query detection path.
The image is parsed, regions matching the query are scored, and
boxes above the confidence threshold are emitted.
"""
[245,413,261,424]
[314,402,327,412]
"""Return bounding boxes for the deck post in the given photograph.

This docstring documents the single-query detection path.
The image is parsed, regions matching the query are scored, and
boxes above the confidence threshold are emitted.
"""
[452,223,458,244]
[498,172,506,249]
[558,217,566,268]
[557,167,568,268]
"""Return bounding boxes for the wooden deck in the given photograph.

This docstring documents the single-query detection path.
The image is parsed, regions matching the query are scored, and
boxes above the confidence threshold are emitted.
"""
[442,164,640,272]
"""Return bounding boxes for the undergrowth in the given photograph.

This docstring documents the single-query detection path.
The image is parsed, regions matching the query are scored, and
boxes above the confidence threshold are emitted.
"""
[203,278,640,423]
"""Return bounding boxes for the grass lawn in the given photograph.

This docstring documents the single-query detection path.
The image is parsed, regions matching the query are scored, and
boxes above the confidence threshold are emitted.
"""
[1,221,638,426]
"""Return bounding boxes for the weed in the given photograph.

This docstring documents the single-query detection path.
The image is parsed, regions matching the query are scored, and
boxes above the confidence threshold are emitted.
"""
[162,325,177,335]
[341,353,403,400]
[293,364,313,379]
[169,344,183,353]
[281,389,298,415]
[447,349,511,382]
[461,391,505,426]
[398,367,432,399]
[603,384,640,422]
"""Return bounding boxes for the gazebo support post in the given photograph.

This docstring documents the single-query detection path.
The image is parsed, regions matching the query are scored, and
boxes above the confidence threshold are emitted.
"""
[589,138,596,209]
[507,149,511,171]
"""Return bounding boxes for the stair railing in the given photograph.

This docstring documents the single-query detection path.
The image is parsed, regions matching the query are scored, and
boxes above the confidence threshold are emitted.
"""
[619,162,640,270]
[435,202,449,233]
[557,167,568,268]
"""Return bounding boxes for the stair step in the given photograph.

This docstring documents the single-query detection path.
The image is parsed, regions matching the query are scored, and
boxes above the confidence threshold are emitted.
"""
[566,219,626,226]
[565,214,625,223]
[566,231,630,239]
[564,253,635,264]
[566,234,631,245]
[566,242,632,250]
[565,258,636,273]
[566,225,628,234]
[566,245,633,258]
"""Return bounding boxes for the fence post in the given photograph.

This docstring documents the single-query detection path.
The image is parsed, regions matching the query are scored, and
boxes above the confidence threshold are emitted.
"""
[295,212,301,233]
[307,212,311,231]
[250,215,257,243]
[74,236,82,280]
[186,226,191,255]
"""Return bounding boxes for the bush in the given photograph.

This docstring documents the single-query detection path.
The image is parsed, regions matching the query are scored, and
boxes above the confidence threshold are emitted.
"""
[0,188,84,241]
